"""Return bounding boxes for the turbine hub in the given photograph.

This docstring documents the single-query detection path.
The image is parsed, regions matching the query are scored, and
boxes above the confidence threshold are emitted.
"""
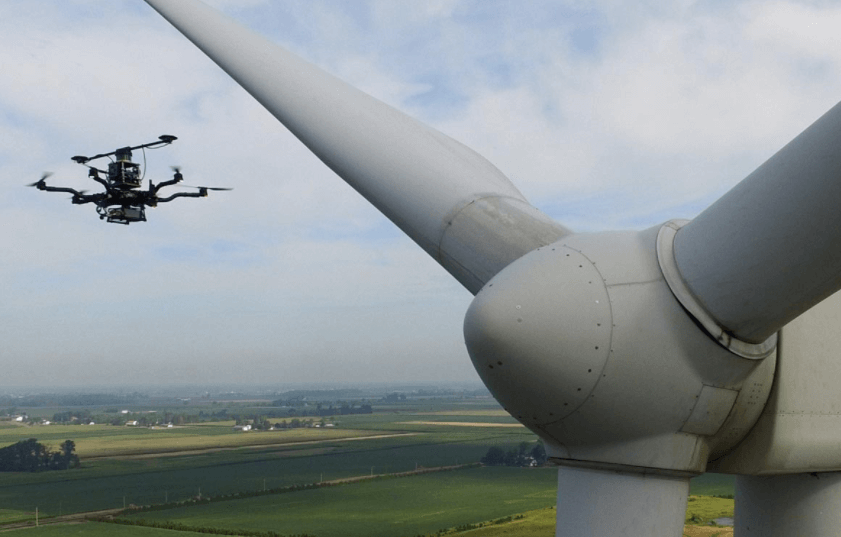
[464,243,611,426]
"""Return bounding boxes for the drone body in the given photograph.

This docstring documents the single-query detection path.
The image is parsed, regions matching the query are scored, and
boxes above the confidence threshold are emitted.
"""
[29,134,230,224]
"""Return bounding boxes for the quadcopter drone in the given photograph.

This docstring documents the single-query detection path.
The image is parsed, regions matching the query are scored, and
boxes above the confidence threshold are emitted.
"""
[29,135,231,225]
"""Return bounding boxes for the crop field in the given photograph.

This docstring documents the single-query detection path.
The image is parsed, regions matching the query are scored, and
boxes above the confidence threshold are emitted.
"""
[121,466,558,537]
[0,423,392,458]
[116,476,731,537]
[0,402,539,517]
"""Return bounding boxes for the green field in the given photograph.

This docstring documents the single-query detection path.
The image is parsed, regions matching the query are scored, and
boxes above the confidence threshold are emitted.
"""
[0,394,737,536]
[688,473,735,497]
[122,466,557,537]
[0,400,538,517]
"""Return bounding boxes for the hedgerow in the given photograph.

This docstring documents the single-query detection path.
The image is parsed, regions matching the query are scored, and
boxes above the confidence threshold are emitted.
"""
[94,517,313,536]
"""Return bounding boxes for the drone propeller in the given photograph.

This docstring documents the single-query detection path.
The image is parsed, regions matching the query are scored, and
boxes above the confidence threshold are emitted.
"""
[169,165,185,184]
[181,185,232,191]
[27,172,52,187]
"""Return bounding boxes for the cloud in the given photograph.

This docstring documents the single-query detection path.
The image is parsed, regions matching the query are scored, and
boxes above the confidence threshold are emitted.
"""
[1,0,839,387]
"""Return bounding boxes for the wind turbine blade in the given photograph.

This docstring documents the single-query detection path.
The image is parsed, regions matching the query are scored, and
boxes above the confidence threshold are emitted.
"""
[144,0,568,293]
[672,102,841,344]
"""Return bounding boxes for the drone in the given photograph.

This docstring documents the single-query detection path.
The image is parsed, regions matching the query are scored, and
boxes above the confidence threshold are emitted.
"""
[28,135,231,224]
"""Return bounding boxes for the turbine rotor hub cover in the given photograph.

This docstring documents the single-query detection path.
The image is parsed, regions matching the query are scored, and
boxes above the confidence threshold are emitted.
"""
[464,244,611,426]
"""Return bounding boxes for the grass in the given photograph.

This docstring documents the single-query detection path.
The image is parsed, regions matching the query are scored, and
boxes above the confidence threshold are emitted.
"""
[683,527,734,537]
[122,466,558,537]
[0,509,31,524]
[684,495,734,525]
[440,507,556,536]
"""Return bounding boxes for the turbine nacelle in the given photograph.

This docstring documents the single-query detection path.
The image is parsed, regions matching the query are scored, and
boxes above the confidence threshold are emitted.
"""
[464,226,775,474]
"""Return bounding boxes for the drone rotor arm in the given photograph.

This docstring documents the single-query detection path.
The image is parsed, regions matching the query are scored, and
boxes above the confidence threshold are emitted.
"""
[129,135,177,153]
[89,172,109,190]
[153,174,184,194]
[71,135,177,165]
[155,191,205,204]
[38,185,88,196]
[71,192,102,205]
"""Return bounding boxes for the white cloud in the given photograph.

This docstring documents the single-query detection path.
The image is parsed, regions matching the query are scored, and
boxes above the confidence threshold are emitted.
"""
[1,0,840,387]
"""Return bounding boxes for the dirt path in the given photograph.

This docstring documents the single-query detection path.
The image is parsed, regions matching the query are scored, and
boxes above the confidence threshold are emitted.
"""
[0,508,124,532]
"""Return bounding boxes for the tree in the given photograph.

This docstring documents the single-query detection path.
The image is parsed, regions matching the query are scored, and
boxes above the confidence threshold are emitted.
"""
[530,441,547,465]
[481,446,506,466]
[0,438,79,472]
[59,440,75,458]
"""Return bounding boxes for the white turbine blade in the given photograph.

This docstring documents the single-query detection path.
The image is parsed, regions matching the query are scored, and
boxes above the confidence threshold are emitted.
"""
[673,101,841,344]
[144,0,568,293]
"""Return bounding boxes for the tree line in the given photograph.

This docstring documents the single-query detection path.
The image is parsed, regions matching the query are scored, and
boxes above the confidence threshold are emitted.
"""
[270,400,373,416]
[0,438,79,472]
[480,441,547,467]
[1,392,148,408]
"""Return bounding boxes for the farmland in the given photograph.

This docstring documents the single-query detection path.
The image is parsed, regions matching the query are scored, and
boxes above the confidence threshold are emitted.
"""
[120,466,557,537]
[0,386,735,536]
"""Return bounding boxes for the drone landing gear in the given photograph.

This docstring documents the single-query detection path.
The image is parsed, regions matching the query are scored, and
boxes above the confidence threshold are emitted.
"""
[97,205,146,225]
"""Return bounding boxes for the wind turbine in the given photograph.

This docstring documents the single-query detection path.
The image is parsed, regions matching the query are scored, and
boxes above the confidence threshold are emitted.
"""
[144,1,841,535]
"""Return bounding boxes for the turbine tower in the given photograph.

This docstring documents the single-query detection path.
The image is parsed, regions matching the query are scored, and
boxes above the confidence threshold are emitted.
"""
[144,1,841,535]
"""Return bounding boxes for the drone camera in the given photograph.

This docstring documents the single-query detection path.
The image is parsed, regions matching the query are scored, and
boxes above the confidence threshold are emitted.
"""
[99,205,146,225]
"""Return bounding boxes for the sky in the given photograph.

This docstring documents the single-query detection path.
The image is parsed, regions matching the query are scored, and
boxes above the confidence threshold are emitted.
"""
[2,0,841,388]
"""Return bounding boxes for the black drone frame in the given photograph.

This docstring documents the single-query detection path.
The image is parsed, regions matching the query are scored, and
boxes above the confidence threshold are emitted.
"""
[29,135,230,225]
